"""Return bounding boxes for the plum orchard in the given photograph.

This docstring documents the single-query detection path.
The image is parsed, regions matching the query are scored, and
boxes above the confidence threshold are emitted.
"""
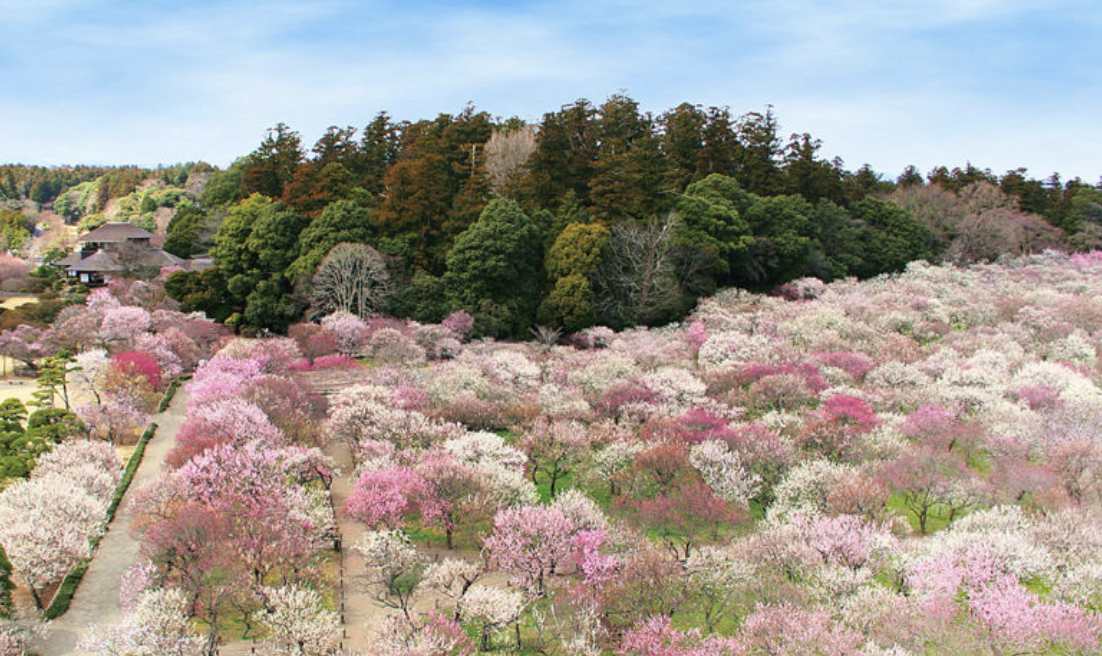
[63,251,1102,654]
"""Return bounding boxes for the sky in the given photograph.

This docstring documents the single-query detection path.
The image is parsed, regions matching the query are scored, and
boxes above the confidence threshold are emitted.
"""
[0,0,1099,182]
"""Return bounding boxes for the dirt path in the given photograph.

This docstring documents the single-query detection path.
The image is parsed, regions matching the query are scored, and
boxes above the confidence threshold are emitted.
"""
[328,439,382,650]
[216,437,384,656]
[36,390,189,656]
[317,441,497,652]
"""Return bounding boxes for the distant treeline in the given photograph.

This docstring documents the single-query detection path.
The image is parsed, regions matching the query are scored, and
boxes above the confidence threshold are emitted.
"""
[0,163,208,209]
[4,95,1101,336]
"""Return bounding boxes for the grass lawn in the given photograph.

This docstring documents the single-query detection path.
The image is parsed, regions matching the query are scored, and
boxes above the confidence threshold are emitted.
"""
[886,492,955,534]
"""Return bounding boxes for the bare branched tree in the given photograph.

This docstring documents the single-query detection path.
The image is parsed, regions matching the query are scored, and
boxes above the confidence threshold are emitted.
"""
[593,215,702,326]
[309,242,395,319]
[114,241,153,276]
[485,125,538,195]
[892,181,1062,264]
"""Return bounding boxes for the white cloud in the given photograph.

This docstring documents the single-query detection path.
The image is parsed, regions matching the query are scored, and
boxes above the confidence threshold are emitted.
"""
[0,0,1098,180]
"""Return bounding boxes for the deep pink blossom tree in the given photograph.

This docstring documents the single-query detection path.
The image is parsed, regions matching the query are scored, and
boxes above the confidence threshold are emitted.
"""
[798,394,880,462]
[289,323,340,362]
[109,351,163,392]
[626,481,741,560]
[242,374,326,445]
[345,466,430,529]
[134,333,184,380]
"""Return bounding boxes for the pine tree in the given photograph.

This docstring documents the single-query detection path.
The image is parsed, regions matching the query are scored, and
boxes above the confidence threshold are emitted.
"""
[0,543,14,619]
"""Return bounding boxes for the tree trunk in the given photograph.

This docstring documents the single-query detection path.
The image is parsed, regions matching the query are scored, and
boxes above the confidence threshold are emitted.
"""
[204,625,219,656]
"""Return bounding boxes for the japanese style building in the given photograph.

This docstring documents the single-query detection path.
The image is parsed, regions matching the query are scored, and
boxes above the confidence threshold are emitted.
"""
[53,222,207,286]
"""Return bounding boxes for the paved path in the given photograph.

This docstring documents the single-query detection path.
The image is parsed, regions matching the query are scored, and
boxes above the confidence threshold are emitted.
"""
[37,390,189,656]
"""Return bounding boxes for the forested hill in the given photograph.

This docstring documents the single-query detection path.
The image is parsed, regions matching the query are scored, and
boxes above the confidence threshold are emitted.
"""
[3,95,1101,337]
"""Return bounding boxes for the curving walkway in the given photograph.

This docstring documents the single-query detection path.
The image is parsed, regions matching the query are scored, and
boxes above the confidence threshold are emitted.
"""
[36,390,189,656]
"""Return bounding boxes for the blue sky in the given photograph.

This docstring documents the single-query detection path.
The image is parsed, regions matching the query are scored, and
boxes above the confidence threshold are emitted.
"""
[1,0,1099,182]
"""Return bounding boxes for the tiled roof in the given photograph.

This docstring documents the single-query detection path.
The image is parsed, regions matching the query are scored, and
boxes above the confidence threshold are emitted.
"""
[77,222,155,243]
[67,250,124,273]
[138,249,188,268]
[53,251,83,267]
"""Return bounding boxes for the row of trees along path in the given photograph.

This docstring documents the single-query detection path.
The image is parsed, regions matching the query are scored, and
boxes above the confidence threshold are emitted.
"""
[218,437,383,656]
[36,390,190,656]
[38,372,452,656]
[218,374,384,656]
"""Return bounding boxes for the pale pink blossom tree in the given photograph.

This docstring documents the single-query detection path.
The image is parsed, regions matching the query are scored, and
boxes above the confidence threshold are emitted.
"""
[0,442,119,608]
[78,588,203,656]
[522,418,593,498]
[0,324,50,371]
[77,398,148,445]
[618,615,743,656]
[415,452,486,549]
[321,311,370,355]
[484,505,576,596]
[354,529,426,624]
[174,442,327,585]
[460,585,523,650]
[254,585,342,656]
[879,445,980,534]
[738,603,863,656]
[423,558,484,620]
[100,305,153,347]
[371,613,475,656]
[72,348,111,404]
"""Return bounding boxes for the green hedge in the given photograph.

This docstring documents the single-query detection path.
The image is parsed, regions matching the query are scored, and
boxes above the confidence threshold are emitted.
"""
[105,422,157,523]
[41,374,189,618]
[43,419,159,620]
[157,377,183,413]
[40,373,189,618]
[41,559,89,620]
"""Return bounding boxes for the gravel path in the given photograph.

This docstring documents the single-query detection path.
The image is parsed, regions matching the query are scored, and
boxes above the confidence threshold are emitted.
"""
[36,390,188,656]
